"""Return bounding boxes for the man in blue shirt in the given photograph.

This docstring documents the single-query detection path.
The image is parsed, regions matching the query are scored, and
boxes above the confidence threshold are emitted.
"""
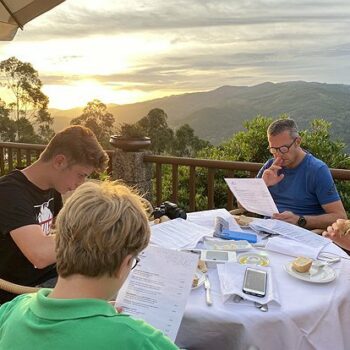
[258,119,346,230]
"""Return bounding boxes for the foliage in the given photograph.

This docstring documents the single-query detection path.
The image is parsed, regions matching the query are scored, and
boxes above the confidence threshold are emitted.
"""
[299,119,350,214]
[119,109,210,156]
[0,57,54,143]
[70,99,116,149]
[300,119,350,169]
[171,124,211,157]
[118,108,174,154]
[118,122,147,138]
[159,115,350,213]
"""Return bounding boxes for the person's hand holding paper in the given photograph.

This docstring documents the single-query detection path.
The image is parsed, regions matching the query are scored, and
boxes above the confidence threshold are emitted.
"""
[272,211,299,225]
[225,178,279,217]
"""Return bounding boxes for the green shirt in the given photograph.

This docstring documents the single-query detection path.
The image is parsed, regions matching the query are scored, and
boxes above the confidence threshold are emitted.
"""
[0,289,179,350]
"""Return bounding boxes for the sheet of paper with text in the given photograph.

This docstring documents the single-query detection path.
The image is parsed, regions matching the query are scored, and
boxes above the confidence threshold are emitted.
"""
[225,178,279,217]
[115,245,198,341]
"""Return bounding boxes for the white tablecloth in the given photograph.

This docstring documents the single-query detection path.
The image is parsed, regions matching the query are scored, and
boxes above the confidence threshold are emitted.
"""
[175,242,350,350]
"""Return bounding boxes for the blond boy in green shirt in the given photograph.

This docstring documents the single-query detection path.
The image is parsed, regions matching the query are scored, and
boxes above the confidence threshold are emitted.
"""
[0,181,178,350]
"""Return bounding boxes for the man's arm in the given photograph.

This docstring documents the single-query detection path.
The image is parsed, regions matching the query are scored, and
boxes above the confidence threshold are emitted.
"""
[10,225,56,269]
[273,200,347,230]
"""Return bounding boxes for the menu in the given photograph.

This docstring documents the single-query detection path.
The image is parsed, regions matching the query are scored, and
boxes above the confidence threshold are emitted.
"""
[115,245,199,341]
[225,178,279,217]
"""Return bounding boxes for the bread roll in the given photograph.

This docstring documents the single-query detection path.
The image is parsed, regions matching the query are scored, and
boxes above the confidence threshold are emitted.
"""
[192,275,199,288]
[197,260,208,273]
[292,257,313,273]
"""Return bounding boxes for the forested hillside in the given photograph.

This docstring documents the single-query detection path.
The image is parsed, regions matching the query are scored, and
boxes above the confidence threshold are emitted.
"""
[50,81,350,148]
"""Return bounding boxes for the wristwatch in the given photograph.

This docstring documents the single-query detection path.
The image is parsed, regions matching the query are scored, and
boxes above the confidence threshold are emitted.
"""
[297,216,307,228]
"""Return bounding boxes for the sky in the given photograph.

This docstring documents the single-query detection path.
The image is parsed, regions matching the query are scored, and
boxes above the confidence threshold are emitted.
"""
[1,0,350,109]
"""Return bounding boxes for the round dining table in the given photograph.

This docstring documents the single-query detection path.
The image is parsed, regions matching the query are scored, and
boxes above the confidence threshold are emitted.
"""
[175,240,350,350]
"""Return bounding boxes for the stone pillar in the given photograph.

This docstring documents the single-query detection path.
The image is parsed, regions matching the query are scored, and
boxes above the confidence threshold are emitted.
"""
[111,149,153,202]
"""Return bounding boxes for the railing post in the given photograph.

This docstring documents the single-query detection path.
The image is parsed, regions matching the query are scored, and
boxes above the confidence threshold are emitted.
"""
[109,137,153,202]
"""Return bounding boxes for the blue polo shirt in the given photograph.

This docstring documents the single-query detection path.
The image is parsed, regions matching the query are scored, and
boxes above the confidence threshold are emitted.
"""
[257,153,340,215]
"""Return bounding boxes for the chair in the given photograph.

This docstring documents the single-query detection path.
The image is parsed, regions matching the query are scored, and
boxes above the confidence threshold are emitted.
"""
[0,278,40,295]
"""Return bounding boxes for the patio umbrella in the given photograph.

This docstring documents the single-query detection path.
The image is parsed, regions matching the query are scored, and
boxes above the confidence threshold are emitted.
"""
[0,0,65,41]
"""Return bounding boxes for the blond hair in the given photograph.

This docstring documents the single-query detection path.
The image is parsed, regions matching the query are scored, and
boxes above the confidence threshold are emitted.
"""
[40,125,109,172]
[53,181,150,277]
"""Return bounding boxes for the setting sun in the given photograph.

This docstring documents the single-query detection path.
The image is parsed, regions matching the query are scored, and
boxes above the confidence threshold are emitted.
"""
[43,80,172,109]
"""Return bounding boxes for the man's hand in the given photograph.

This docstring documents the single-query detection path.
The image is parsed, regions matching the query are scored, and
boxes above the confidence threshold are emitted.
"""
[323,219,350,250]
[273,211,299,225]
[262,156,284,187]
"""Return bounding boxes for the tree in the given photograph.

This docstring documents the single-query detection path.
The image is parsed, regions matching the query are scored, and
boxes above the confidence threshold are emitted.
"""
[300,119,350,169]
[0,56,54,143]
[119,108,174,154]
[0,99,16,141]
[136,108,174,154]
[187,115,350,212]
[172,124,211,157]
[70,99,116,148]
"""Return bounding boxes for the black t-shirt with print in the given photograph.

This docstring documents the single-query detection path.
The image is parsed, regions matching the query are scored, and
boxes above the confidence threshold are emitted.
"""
[0,170,62,303]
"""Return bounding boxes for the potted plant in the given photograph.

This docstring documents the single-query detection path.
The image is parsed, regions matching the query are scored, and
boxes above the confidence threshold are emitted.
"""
[109,123,151,152]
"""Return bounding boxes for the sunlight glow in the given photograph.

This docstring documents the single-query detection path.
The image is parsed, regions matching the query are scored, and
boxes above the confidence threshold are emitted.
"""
[43,81,165,109]
[1,33,172,109]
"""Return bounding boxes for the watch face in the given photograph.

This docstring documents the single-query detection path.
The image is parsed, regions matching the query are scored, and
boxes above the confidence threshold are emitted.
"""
[298,216,307,227]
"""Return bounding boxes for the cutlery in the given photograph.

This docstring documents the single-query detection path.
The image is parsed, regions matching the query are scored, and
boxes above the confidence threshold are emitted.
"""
[254,302,268,312]
[204,274,213,306]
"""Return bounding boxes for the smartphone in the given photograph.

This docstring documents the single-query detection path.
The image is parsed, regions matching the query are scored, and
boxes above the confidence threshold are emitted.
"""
[242,267,267,298]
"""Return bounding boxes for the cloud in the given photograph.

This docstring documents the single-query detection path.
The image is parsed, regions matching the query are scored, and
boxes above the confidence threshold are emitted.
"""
[2,0,350,108]
[13,0,350,40]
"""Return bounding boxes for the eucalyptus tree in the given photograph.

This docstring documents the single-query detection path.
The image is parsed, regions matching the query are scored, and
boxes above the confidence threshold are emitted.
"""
[0,56,54,142]
[70,99,116,148]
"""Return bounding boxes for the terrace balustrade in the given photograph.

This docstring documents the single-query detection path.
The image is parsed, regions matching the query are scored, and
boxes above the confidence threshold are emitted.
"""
[1,141,350,211]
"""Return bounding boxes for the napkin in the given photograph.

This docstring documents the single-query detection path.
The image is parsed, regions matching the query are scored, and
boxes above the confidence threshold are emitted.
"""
[217,262,280,306]
[265,236,323,259]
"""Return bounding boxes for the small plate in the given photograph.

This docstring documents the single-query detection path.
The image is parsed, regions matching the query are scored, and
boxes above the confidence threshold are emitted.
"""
[192,270,205,289]
[238,253,270,266]
[284,262,336,283]
[204,237,252,252]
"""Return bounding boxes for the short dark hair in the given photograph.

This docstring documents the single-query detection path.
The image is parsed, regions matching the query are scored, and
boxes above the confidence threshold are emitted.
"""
[40,126,109,172]
[267,119,299,138]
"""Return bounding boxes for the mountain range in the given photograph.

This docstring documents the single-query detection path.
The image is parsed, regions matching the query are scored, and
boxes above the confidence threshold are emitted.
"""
[50,81,350,148]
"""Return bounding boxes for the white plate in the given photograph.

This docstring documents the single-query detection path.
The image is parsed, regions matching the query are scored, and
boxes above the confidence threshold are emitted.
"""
[192,270,205,289]
[203,237,252,252]
[284,262,336,283]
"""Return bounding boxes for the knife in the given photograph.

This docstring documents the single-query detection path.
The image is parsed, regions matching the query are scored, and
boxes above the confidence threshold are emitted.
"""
[204,274,213,306]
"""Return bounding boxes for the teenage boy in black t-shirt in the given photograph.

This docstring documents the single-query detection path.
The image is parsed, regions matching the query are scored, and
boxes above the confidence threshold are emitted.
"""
[0,126,109,303]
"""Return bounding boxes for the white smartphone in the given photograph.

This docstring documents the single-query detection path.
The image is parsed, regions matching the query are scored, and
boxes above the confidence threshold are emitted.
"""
[242,267,267,298]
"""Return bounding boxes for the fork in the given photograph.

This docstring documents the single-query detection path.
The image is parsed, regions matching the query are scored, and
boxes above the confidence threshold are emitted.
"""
[254,302,268,312]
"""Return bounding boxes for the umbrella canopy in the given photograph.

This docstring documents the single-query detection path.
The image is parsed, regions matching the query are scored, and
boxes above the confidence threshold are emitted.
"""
[0,0,65,40]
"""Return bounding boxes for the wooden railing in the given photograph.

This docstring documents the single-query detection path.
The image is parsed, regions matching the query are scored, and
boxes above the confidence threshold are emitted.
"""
[1,141,350,211]
[143,154,350,211]
[144,155,260,210]
[0,142,114,175]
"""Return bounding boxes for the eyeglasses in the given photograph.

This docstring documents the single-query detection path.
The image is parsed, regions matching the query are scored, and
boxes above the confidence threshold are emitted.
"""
[268,138,297,155]
[131,256,140,270]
